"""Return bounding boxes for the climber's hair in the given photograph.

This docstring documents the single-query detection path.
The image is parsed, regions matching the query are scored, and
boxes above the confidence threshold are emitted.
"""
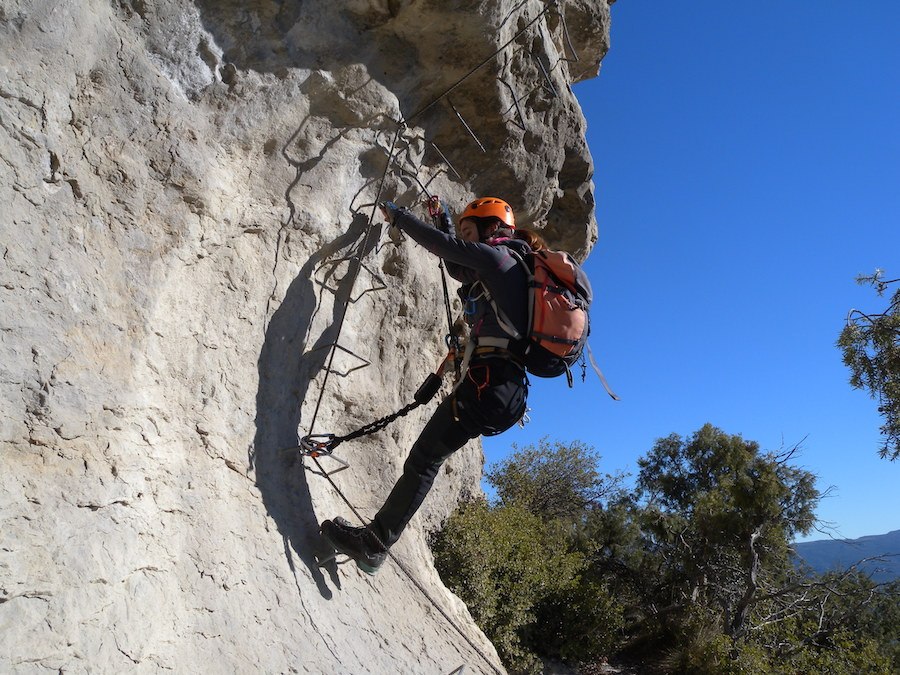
[514,228,547,251]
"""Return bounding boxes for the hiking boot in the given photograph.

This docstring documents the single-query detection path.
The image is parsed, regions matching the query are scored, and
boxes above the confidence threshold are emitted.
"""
[320,517,388,575]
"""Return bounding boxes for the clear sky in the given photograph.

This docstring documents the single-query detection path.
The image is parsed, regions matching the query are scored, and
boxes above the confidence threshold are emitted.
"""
[483,1,900,542]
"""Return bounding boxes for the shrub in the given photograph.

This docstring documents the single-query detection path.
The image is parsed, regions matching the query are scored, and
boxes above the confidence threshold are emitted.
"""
[432,499,583,673]
[535,578,625,665]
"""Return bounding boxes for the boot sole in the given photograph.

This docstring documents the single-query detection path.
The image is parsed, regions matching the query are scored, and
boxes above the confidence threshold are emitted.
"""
[320,527,384,575]
[356,560,381,575]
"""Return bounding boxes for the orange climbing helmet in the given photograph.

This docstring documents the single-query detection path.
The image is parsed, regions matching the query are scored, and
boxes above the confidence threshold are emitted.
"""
[459,197,516,229]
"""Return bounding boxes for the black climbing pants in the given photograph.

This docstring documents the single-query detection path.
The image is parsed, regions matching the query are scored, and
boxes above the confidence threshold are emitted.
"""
[372,357,527,548]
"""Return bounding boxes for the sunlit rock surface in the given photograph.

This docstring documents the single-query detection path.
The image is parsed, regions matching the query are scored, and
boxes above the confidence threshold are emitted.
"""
[0,0,610,671]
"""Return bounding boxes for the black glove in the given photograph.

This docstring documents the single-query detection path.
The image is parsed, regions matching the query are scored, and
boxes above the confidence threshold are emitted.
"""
[436,202,453,234]
[379,201,402,225]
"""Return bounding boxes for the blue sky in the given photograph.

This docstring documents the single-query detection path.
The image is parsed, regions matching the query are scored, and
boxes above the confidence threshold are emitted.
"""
[484,2,900,542]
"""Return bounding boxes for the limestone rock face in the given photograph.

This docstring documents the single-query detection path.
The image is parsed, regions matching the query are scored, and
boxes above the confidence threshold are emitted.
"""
[0,0,610,672]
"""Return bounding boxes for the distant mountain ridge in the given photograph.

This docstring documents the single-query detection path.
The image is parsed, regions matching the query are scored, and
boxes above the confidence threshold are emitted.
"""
[793,530,900,582]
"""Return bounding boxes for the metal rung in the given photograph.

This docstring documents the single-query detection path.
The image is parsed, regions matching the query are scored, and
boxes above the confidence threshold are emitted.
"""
[428,142,461,179]
[303,342,371,377]
[304,451,351,477]
[447,98,486,153]
[498,76,527,131]
[532,50,559,98]
[556,8,580,64]
[314,255,388,304]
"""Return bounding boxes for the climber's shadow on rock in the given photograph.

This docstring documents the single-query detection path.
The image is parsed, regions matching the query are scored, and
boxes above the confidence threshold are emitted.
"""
[252,211,384,598]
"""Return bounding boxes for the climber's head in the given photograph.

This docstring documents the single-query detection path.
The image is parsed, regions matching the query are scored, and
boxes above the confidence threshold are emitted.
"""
[458,197,515,242]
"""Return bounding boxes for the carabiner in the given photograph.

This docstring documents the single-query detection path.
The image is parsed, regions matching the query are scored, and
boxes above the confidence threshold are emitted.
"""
[299,434,338,457]
[426,195,442,219]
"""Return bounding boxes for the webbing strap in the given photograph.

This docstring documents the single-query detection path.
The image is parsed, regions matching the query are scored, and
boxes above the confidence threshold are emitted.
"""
[476,280,525,341]
[451,338,477,395]
[587,342,621,401]
[476,336,511,349]
[532,331,579,346]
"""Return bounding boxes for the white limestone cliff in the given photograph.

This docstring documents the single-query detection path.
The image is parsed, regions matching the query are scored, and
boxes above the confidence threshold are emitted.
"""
[0,0,610,672]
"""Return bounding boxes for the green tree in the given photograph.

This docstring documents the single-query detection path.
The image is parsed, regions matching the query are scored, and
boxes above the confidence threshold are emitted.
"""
[434,440,625,672]
[431,499,583,673]
[634,424,819,641]
[838,269,900,460]
[751,571,897,674]
[618,424,896,673]
[434,429,899,673]
[485,438,630,665]
[534,578,625,664]
[486,437,623,521]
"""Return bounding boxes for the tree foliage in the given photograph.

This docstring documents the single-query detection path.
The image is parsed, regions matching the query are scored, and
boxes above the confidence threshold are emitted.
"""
[838,269,900,460]
[433,429,900,674]
[431,499,583,673]
[434,439,623,672]
[486,437,621,521]
[634,424,819,639]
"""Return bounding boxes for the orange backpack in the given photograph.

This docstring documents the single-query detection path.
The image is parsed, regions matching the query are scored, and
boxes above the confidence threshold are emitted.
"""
[490,247,619,398]
[521,249,590,376]
[489,248,589,377]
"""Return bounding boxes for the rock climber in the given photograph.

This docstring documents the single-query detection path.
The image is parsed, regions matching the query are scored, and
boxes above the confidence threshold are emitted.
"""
[321,197,546,573]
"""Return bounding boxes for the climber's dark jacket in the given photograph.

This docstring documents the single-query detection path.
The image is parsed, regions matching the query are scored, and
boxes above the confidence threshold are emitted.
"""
[391,209,530,345]
[370,208,531,548]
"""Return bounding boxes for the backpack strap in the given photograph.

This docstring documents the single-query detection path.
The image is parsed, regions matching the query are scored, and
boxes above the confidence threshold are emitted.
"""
[476,281,524,341]
[476,246,533,342]
[587,342,621,401]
